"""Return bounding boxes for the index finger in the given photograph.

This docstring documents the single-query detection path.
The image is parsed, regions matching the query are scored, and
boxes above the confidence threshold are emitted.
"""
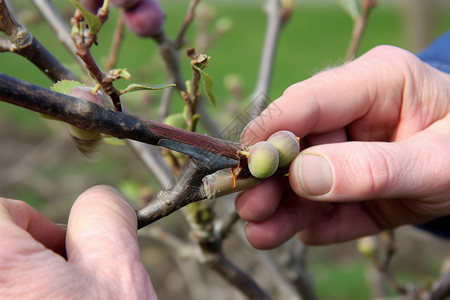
[241,46,411,145]
[0,198,66,255]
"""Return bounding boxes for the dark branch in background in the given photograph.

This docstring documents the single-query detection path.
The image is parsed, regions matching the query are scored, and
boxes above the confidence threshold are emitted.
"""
[155,31,187,120]
[30,0,89,76]
[249,0,292,119]
[174,0,200,49]
[126,140,174,189]
[0,0,76,82]
[209,255,272,300]
[105,9,125,71]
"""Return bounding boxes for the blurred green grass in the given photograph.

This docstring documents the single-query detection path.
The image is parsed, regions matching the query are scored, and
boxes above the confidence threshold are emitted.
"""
[1,2,450,300]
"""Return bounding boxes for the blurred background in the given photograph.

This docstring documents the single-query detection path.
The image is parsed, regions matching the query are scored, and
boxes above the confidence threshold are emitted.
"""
[1,0,450,299]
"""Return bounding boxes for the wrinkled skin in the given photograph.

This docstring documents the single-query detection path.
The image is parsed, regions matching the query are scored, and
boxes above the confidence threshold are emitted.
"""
[0,186,157,299]
[236,46,450,249]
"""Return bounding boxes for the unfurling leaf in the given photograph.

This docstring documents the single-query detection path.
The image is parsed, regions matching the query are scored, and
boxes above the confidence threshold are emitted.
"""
[50,80,85,95]
[110,68,131,80]
[120,83,175,94]
[193,66,216,108]
[70,0,102,34]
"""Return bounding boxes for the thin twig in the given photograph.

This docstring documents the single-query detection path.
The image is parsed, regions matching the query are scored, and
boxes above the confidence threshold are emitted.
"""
[258,251,301,300]
[216,210,239,240]
[139,225,192,254]
[0,0,77,81]
[175,0,201,49]
[30,0,87,73]
[249,0,289,119]
[277,240,317,300]
[345,0,377,61]
[156,31,222,137]
[126,140,174,189]
[208,255,273,300]
[155,31,186,121]
[105,8,125,71]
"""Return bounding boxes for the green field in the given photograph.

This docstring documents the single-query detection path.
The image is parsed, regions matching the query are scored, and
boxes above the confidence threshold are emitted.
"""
[1,2,450,300]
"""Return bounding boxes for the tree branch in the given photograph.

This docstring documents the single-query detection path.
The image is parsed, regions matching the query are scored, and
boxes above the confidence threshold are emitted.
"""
[105,8,125,71]
[126,140,174,189]
[175,0,201,49]
[208,254,273,300]
[0,0,77,81]
[30,0,88,73]
[249,0,291,119]
[155,31,222,137]
[0,73,248,226]
[345,0,377,61]
[0,72,243,160]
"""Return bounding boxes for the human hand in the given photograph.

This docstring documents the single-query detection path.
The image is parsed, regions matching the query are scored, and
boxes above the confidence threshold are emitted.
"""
[236,45,450,249]
[0,185,157,299]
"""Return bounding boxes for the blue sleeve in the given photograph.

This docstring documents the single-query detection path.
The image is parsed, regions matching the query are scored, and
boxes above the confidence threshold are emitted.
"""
[414,30,450,238]
[417,30,450,73]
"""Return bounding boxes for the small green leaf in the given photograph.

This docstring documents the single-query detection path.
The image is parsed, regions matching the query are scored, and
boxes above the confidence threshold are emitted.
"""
[70,0,102,34]
[193,66,216,108]
[110,68,131,80]
[121,83,175,94]
[50,80,85,95]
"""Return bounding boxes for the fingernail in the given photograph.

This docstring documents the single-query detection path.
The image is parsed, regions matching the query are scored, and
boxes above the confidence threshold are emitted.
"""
[240,120,255,145]
[296,154,333,195]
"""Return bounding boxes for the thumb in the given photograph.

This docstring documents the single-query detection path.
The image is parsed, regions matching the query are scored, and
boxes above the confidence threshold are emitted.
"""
[66,185,154,298]
[289,135,450,203]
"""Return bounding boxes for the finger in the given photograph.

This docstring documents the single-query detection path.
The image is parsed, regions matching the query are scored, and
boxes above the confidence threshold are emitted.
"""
[235,177,287,222]
[244,192,331,249]
[297,202,382,245]
[289,125,450,206]
[241,45,412,145]
[305,128,347,146]
[0,198,66,255]
[66,185,152,287]
[67,185,138,261]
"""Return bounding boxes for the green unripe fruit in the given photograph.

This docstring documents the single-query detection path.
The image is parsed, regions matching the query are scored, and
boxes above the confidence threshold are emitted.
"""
[68,86,105,156]
[69,126,101,140]
[248,141,279,179]
[68,86,105,141]
[164,113,187,130]
[267,130,300,167]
